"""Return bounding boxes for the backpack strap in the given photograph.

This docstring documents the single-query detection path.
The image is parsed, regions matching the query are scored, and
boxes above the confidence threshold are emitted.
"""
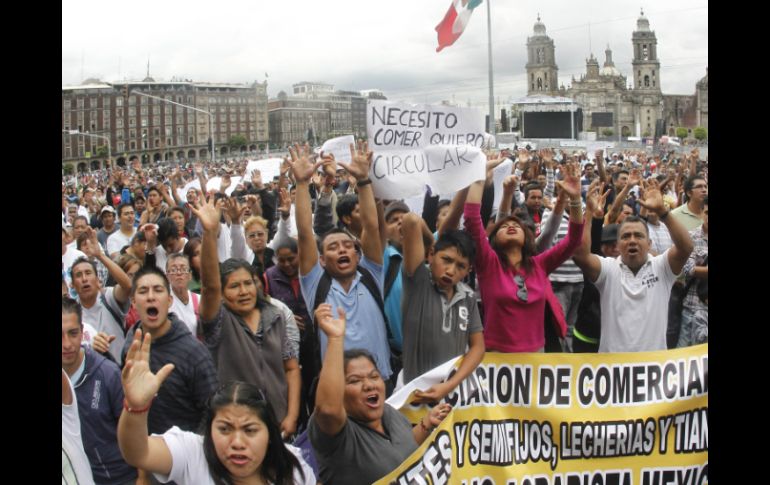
[383,252,402,300]
[100,291,127,337]
[191,291,200,316]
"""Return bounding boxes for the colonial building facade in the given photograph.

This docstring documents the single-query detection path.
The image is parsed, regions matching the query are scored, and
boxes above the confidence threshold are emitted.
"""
[62,78,269,173]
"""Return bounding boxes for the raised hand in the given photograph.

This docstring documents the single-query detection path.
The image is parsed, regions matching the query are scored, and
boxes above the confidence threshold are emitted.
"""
[190,194,222,233]
[122,330,174,409]
[315,303,346,338]
[517,148,530,165]
[287,143,323,183]
[224,197,246,223]
[638,178,665,215]
[321,153,338,177]
[555,162,581,200]
[426,402,453,427]
[338,140,372,181]
[628,168,642,188]
[251,169,263,189]
[278,187,292,217]
[539,148,555,170]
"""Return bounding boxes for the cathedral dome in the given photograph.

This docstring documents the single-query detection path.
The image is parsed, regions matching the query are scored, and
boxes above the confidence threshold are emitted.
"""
[533,14,546,36]
[636,9,651,32]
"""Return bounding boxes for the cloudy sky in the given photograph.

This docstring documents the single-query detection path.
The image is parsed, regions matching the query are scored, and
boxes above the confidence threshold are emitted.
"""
[62,0,707,110]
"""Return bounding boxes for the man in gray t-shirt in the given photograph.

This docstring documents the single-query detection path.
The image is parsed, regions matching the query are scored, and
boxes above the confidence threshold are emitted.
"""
[400,213,486,403]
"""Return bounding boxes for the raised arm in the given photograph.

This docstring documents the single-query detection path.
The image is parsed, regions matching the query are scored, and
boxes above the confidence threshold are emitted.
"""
[605,168,640,224]
[287,143,323,275]
[401,212,428,277]
[83,227,132,305]
[118,330,174,474]
[338,141,382,264]
[313,305,348,436]
[572,179,604,282]
[638,179,694,275]
[438,187,469,237]
[595,149,609,185]
[191,196,224,321]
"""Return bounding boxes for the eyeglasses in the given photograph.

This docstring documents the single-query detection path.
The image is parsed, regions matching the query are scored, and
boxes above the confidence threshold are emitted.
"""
[167,268,190,275]
[514,274,528,302]
[247,232,267,239]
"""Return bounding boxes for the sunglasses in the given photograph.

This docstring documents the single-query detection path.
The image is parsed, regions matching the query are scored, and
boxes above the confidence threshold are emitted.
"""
[514,274,528,302]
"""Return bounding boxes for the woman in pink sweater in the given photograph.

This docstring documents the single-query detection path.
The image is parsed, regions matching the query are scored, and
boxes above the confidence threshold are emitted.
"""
[464,162,584,352]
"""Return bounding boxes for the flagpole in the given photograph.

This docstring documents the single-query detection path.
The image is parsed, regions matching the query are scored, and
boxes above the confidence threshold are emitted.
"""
[486,0,495,136]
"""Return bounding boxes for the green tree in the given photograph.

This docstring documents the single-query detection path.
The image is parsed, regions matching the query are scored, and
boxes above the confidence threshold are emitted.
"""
[62,164,74,176]
[95,145,109,157]
[602,128,614,137]
[227,134,248,150]
[693,127,707,141]
[676,127,688,139]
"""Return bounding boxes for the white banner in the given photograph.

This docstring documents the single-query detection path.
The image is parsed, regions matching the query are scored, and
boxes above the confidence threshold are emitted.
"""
[367,100,487,199]
[244,158,283,183]
[320,135,355,164]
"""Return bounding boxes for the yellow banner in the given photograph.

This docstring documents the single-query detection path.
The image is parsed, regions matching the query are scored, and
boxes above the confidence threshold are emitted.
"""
[376,344,708,485]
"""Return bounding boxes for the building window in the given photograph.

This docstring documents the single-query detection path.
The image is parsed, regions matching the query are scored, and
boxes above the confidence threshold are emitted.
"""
[130,118,136,127]
[117,142,124,152]
[644,76,650,87]
[129,107,136,116]
[141,118,148,127]
[130,141,136,150]
[155,139,160,148]
[64,100,71,110]
[77,98,85,108]
[116,97,124,107]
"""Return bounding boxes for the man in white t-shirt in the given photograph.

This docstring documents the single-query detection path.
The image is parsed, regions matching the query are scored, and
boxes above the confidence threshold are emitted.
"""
[166,253,199,336]
[63,226,86,299]
[62,369,95,485]
[573,180,693,352]
[106,203,138,258]
[72,228,133,362]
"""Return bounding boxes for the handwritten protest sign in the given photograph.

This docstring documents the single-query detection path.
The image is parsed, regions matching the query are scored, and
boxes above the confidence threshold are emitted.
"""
[377,344,708,485]
[367,100,487,199]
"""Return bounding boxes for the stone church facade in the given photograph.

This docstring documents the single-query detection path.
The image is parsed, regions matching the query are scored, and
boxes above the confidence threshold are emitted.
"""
[524,10,707,138]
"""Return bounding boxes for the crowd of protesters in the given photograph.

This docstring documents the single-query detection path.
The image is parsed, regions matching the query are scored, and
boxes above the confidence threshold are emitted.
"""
[62,141,707,484]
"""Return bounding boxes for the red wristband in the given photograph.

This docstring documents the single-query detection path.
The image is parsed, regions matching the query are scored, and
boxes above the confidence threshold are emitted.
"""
[123,398,152,414]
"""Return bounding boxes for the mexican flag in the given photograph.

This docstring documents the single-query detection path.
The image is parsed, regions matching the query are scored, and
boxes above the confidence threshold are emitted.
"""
[435,0,483,52]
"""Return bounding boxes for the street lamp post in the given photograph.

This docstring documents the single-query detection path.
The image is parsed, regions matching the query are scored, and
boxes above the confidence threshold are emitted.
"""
[63,129,112,169]
[129,89,214,162]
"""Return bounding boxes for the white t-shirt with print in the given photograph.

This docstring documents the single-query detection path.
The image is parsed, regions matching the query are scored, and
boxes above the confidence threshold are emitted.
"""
[595,251,678,353]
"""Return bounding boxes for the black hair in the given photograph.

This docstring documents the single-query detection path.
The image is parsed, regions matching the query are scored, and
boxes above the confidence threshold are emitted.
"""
[523,182,542,200]
[274,238,298,254]
[684,175,706,196]
[612,169,629,181]
[318,227,359,254]
[130,265,170,296]
[71,256,97,276]
[618,215,650,238]
[343,349,379,373]
[219,258,269,309]
[183,237,202,281]
[169,206,186,218]
[72,215,89,226]
[117,202,134,217]
[335,193,359,225]
[146,186,161,196]
[202,382,304,485]
[487,215,536,273]
[437,199,452,211]
[62,296,82,326]
[434,229,476,263]
[156,217,179,246]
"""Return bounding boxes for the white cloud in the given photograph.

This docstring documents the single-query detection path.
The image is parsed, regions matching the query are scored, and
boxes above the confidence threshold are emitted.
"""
[62,0,707,107]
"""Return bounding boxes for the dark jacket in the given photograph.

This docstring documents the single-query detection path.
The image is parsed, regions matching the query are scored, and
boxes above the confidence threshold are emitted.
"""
[73,348,137,484]
[121,314,219,434]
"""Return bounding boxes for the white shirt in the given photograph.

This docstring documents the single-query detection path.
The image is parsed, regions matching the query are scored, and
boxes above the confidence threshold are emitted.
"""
[595,252,678,353]
[63,247,87,300]
[62,372,96,485]
[153,426,315,485]
[106,228,137,257]
[156,238,189,274]
[81,287,128,362]
[170,290,198,336]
